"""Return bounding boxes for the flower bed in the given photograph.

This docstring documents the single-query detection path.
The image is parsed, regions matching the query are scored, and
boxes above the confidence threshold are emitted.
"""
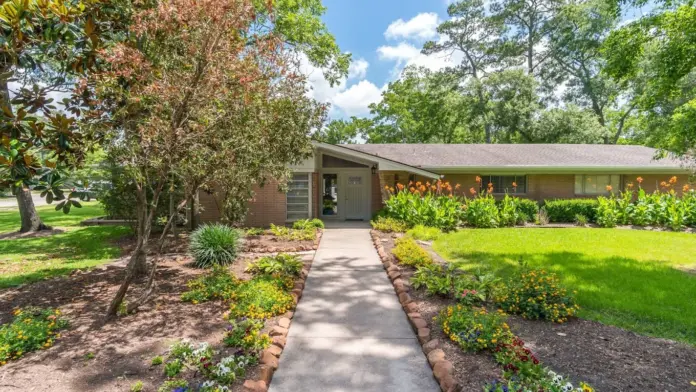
[0,307,68,365]
[240,226,323,253]
[370,229,696,391]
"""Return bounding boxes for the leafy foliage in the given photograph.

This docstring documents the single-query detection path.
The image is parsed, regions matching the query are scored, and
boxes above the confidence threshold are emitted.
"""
[411,263,470,297]
[189,224,241,268]
[0,307,68,365]
[246,253,304,278]
[370,216,410,233]
[270,224,316,241]
[391,237,433,267]
[439,305,514,352]
[406,225,443,241]
[497,267,579,323]
[292,218,324,230]
[181,267,241,304]
[463,195,500,228]
[382,180,464,231]
[543,199,599,223]
[223,318,271,353]
[228,276,294,319]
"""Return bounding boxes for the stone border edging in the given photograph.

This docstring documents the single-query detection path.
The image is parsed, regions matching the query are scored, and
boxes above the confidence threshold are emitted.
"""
[370,230,459,392]
[241,239,317,392]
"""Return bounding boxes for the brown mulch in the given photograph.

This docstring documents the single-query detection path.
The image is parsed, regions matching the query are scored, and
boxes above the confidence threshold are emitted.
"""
[0,235,315,392]
[375,230,696,392]
[240,231,321,253]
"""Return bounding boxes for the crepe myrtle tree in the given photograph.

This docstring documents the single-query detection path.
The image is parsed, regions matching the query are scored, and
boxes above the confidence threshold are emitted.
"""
[0,0,109,232]
[79,0,344,317]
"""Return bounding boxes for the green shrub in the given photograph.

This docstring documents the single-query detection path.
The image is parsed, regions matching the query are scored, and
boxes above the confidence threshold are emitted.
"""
[246,253,304,277]
[406,225,443,241]
[292,218,324,230]
[463,195,499,228]
[371,216,410,232]
[516,199,540,221]
[189,224,241,268]
[391,237,432,267]
[151,356,164,366]
[130,381,144,392]
[223,318,271,352]
[497,267,579,323]
[382,181,464,231]
[270,224,316,241]
[411,263,470,297]
[181,266,240,304]
[498,194,522,227]
[228,276,294,319]
[164,359,184,377]
[543,199,598,223]
[0,307,68,365]
[438,305,514,352]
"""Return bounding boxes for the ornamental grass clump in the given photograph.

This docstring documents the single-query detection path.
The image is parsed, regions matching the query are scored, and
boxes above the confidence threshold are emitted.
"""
[0,307,68,365]
[438,305,514,352]
[190,224,241,268]
[497,268,579,323]
[391,237,433,267]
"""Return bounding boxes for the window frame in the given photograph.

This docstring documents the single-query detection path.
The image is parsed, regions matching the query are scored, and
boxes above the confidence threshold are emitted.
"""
[286,172,312,222]
[479,175,528,195]
[574,174,621,196]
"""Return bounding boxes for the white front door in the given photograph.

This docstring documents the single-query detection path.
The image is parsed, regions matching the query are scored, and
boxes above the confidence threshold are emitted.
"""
[342,171,369,220]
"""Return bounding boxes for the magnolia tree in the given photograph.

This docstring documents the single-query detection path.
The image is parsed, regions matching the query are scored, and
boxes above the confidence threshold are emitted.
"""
[79,0,343,317]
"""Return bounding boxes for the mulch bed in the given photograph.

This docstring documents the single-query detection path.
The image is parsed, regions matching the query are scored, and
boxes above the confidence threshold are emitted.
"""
[374,230,696,392]
[0,232,317,392]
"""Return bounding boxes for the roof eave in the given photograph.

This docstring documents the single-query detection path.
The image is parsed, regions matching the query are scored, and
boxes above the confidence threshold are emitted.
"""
[423,166,691,175]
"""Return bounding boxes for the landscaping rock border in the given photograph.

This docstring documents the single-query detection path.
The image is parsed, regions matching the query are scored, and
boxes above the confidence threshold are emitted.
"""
[241,241,316,392]
[370,230,460,392]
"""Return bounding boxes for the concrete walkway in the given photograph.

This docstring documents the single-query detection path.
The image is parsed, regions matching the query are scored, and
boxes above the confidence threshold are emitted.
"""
[269,226,439,392]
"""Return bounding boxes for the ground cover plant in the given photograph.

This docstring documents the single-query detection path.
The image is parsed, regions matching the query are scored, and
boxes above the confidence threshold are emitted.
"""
[434,228,696,344]
[0,203,130,288]
[180,267,241,304]
[406,225,443,241]
[370,216,410,232]
[270,224,316,241]
[228,276,294,319]
[189,224,241,268]
[292,218,325,230]
[0,307,68,365]
[245,253,304,278]
[391,237,433,267]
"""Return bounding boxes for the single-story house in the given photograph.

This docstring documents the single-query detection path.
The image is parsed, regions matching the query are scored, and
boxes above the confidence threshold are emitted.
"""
[199,142,692,226]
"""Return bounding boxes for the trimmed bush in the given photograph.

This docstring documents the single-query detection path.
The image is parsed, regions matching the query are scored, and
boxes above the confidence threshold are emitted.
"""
[516,199,540,221]
[543,199,598,223]
[392,237,432,267]
[371,216,410,232]
[190,224,241,268]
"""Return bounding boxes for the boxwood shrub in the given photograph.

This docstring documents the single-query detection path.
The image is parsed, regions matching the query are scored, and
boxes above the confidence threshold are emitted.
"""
[543,199,598,223]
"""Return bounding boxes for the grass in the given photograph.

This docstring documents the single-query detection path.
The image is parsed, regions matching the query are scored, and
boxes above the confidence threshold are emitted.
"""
[433,228,696,345]
[0,203,130,288]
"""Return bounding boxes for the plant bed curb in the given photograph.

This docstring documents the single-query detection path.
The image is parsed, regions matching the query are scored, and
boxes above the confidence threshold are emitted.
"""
[370,230,459,392]
[240,239,317,392]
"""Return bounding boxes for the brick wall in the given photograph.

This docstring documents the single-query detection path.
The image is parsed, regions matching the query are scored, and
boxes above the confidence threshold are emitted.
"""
[371,172,383,215]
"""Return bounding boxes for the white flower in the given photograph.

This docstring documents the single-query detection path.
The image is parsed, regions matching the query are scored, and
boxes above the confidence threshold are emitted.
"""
[562,383,574,392]
[554,375,564,385]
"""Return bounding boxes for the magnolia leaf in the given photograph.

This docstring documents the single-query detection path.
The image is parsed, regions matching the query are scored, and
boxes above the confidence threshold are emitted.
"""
[55,200,66,211]
[62,201,71,214]
[46,192,53,204]
[71,200,82,208]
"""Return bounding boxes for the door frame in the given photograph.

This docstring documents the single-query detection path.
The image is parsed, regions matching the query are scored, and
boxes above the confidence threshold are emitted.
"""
[319,168,372,221]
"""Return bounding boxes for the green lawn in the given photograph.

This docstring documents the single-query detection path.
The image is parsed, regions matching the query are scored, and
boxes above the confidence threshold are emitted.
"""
[433,228,696,345]
[0,203,131,288]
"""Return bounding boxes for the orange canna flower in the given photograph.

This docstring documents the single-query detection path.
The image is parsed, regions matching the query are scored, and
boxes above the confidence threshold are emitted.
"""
[487,187,493,194]
[416,181,422,187]
[426,181,431,187]
[606,185,613,192]
[512,182,517,188]
[660,181,668,188]
[636,176,643,184]
[469,187,477,195]
[384,185,390,190]
[475,176,482,184]
[409,186,416,193]
[455,184,461,190]
[419,185,427,193]
[389,187,395,193]
[669,176,678,184]
[409,181,414,186]
[396,183,405,191]
[684,184,691,192]
[627,182,634,189]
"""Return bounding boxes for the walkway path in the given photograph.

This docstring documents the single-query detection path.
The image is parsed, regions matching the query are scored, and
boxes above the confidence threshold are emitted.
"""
[269,226,439,392]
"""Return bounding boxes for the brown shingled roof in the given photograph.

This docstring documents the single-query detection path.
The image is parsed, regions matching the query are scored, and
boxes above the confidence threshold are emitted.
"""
[340,144,685,170]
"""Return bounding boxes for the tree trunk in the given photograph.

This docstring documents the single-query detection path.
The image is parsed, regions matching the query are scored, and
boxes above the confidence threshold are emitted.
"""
[17,187,50,233]
[106,243,146,317]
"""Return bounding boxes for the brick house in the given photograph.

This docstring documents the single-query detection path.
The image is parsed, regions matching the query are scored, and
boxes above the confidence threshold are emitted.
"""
[198,142,693,226]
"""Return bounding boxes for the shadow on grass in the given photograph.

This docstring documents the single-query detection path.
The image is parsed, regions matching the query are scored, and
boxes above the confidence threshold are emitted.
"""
[445,250,696,345]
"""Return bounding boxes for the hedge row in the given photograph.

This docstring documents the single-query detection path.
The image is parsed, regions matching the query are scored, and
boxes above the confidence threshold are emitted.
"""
[543,199,599,223]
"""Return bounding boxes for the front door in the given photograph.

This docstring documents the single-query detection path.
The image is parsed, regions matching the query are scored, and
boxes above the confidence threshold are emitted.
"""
[343,171,369,220]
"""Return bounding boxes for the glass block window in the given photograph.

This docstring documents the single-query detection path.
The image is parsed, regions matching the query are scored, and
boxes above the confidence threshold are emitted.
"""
[287,173,310,221]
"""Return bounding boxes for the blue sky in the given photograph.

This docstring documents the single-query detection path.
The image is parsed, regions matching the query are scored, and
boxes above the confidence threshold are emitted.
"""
[307,0,656,121]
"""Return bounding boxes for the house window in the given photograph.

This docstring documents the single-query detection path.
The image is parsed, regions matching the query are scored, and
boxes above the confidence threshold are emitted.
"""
[480,175,527,194]
[574,175,620,195]
[287,173,311,221]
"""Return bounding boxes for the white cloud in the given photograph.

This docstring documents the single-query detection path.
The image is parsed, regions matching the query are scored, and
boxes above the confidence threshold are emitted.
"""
[348,58,369,80]
[332,80,383,117]
[385,12,440,41]
[377,42,422,62]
